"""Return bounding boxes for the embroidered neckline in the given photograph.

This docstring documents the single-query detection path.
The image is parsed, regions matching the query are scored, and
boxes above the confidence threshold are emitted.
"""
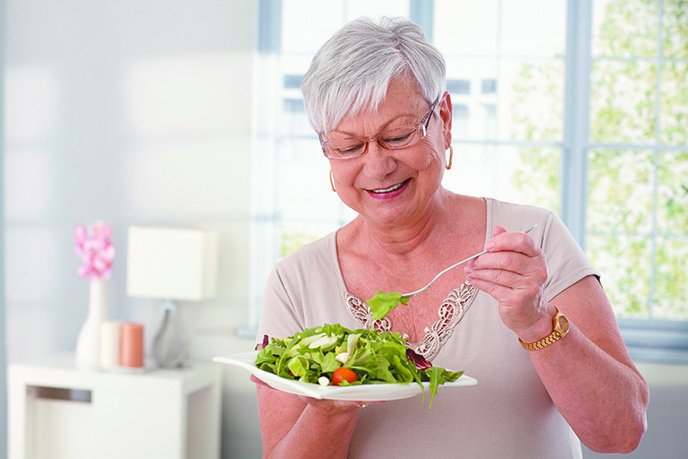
[344,281,478,360]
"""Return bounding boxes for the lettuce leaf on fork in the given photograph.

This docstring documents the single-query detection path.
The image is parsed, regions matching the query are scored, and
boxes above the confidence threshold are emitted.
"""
[366,291,409,320]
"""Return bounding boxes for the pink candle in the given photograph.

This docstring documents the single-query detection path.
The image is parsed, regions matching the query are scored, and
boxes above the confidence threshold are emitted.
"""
[119,322,144,368]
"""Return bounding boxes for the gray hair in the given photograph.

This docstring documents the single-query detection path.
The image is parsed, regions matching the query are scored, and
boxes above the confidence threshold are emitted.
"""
[301,16,446,134]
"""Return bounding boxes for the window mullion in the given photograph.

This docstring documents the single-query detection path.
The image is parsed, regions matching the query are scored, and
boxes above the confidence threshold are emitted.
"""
[562,0,593,248]
[409,0,434,42]
[648,0,666,319]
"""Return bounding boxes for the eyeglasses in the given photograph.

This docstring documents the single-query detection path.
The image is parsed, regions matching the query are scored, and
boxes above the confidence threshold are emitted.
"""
[319,98,439,160]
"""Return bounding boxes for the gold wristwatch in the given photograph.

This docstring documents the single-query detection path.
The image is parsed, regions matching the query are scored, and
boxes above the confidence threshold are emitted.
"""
[519,307,570,351]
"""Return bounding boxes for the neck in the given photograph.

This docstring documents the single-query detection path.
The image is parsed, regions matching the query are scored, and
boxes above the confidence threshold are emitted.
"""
[355,189,457,259]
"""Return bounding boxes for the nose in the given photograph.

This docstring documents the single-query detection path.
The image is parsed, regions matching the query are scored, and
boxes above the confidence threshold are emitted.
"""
[363,139,396,179]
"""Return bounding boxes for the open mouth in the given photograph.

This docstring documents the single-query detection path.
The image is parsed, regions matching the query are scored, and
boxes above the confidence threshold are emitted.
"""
[367,178,411,196]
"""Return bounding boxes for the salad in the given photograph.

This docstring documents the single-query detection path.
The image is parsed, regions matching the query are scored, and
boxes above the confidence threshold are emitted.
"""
[255,323,463,406]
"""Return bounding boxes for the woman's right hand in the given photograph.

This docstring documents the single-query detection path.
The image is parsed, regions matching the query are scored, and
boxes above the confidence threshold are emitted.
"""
[299,396,368,416]
[256,380,366,459]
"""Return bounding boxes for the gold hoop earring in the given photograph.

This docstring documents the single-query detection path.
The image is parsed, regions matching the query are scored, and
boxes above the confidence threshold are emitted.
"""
[329,170,336,192]
[445,145,453,170]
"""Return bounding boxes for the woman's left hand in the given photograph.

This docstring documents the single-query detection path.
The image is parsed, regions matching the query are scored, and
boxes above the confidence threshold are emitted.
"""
[464,226,552,339]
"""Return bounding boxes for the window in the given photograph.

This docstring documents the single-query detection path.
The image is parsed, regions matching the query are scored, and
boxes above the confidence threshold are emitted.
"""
[249,0,688,361]
[585,0,688,361]
[481,79,497,94]
[447,79,471,94]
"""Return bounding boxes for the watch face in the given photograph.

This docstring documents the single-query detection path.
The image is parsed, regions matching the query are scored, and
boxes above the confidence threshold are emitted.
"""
[556,314,570,333]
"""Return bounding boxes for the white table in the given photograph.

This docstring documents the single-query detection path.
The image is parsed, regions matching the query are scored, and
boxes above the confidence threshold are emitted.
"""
[8,355,221,459]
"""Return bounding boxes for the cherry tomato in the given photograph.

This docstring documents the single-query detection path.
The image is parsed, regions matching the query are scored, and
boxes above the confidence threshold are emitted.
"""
[331,367,358,386]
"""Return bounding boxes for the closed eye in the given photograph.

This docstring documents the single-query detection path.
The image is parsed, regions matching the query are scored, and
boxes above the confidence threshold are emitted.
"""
[335,143,365,155]
[381,130,414,146]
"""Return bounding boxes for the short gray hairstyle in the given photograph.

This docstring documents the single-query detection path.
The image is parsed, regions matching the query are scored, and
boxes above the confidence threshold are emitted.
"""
[301,16,446,134]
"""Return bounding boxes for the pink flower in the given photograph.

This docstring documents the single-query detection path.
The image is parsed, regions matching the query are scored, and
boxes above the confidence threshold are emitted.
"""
[75,221,115,279]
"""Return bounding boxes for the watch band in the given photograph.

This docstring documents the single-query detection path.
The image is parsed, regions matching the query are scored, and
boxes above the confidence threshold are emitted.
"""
[518,308,569,351]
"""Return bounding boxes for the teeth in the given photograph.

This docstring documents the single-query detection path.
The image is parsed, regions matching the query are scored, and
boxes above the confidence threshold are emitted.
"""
[372,181,405,194]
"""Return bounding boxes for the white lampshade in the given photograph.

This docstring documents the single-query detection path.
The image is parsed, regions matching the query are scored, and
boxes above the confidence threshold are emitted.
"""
[126,226,218,301]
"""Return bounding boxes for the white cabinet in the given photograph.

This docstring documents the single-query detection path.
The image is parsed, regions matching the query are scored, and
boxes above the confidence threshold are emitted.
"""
[9,355,221,459]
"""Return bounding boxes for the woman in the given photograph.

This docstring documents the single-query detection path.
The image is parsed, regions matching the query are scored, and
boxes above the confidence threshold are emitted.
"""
[256,17,648,458]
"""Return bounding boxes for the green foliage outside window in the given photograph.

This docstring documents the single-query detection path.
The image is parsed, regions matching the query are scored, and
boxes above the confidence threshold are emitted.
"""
[280,231,320,257]
[510,60,564,214]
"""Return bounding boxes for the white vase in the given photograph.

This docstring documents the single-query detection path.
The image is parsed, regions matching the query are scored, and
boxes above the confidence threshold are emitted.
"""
[75,278,108,368]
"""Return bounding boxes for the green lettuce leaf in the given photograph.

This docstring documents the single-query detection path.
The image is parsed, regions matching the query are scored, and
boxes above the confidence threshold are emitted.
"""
[423,366,463,407]
[367,291,410,320]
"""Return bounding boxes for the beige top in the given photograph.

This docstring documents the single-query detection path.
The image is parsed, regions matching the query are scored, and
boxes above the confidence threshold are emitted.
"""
[258,198,597,458]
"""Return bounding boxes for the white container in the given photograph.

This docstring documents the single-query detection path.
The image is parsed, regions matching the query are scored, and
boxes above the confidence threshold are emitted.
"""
[99,321,121,369]
[75,278,108,369]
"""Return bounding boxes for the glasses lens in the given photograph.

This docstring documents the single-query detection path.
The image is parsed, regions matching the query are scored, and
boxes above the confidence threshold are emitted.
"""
[324,140,366,158]
[378,126,419,150]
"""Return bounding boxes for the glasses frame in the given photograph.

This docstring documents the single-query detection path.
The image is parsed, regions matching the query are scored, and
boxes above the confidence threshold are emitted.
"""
[319,97,440,160]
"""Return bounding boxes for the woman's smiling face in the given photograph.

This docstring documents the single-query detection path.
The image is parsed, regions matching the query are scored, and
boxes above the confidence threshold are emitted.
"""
[327,76,452,228]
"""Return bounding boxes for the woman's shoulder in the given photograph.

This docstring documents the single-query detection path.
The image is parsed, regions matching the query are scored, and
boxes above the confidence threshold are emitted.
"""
[486,197,555,230]
[487,197,553,217]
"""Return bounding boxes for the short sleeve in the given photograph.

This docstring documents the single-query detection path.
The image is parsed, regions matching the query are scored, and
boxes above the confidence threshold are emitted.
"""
[541,212,599,301]
[255,265,304,346]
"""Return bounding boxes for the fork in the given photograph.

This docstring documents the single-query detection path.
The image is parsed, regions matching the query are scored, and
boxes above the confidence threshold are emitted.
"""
[400,224,538,300]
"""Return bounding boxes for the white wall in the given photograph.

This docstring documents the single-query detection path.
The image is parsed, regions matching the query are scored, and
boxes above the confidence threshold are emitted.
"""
[4,1,261,457]
[583,361,688,459]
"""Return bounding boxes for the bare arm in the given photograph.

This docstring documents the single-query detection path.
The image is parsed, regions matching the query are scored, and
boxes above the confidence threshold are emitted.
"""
[256,382,362,459]
[466,227,649,453]
[529,276,648,452]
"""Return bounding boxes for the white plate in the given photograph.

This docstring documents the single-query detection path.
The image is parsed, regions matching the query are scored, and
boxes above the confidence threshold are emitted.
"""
[213,351,477,401]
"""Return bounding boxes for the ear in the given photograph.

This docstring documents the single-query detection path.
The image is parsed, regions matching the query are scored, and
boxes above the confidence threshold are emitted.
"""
[438,91,453,148]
